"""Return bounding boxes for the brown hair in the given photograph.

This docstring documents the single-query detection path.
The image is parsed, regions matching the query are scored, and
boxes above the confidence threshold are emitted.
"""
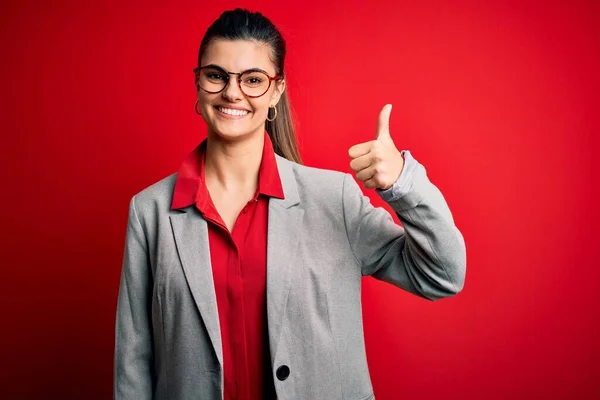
[198,8,302,164]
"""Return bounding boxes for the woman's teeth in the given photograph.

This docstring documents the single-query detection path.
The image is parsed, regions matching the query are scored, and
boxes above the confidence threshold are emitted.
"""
[218,106,249,116]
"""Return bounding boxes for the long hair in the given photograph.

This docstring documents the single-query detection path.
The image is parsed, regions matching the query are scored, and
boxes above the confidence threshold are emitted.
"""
[198,8,302,164]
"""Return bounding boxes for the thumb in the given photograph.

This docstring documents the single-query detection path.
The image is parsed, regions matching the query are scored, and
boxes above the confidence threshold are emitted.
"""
[376,104,392,140]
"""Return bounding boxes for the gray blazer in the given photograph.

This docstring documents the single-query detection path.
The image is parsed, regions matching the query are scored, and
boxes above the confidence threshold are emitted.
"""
[114,150,466,400]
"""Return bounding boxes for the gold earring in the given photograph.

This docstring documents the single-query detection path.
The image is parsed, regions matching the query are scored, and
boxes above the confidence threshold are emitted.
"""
[266,106,278,122]
[194,99,202,116]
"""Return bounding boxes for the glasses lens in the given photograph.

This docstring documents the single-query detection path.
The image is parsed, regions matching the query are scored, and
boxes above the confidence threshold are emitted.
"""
[198,67,227,93]
[240,70,270,97]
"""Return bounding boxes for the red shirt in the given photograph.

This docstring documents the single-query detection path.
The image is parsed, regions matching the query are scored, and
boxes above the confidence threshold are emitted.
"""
[171,130,284,400]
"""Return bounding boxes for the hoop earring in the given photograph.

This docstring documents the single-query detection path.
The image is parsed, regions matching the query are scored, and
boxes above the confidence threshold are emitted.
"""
[194,99,202,116]
[266,106,278,122]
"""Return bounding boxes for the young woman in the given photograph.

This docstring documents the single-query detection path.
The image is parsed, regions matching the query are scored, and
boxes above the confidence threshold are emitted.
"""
[114,8,466,400]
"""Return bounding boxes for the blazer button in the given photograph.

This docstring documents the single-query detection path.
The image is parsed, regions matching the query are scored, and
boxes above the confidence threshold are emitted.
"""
[276,365,290,381]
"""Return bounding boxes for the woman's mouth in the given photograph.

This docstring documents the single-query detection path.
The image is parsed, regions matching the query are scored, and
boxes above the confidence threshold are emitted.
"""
[214,106,251,119]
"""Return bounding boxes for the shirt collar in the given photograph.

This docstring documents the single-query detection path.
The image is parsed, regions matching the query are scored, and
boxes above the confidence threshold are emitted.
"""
[171,130,285,210]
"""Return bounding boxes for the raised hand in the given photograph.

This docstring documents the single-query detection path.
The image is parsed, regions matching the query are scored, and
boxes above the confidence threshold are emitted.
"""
[348,104,405,190]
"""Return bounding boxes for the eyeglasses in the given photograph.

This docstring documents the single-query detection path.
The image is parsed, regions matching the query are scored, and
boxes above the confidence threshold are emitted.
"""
[193,64,283,98]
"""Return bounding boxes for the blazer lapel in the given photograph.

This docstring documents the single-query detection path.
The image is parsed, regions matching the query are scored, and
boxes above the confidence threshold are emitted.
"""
[168,155,302,368]
[267,155,304,358]
[170,209,223,367]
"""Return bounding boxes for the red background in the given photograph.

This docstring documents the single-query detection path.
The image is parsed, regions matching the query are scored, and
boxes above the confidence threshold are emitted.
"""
[1,0,599,399]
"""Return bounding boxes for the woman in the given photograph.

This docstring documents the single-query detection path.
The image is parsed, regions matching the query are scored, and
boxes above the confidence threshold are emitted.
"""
[114,8,466,400]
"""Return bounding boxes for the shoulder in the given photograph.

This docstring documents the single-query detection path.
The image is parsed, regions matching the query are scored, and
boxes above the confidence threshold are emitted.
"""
[278,152,346,178]
[128,172,178,216]
[275,154,353,203]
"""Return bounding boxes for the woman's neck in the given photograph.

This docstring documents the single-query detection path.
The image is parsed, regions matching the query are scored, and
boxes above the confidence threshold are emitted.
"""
[204,129,264,194]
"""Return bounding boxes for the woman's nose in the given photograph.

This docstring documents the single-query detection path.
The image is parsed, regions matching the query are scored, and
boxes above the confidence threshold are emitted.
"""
[221,77,244,101]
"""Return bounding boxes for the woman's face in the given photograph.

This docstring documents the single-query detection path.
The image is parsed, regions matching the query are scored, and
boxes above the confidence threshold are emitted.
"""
[196,39,285,141]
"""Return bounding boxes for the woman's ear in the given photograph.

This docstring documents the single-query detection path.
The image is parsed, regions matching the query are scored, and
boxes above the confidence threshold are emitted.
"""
[194,70,200,92]
[271,79,286,106]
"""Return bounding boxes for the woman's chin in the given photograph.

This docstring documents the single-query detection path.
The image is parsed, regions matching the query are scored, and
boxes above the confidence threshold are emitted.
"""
[211,124,256,141]
[208,118,263,140]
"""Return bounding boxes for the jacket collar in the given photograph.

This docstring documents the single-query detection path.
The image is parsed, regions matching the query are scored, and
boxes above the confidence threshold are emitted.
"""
[170,130,285,211]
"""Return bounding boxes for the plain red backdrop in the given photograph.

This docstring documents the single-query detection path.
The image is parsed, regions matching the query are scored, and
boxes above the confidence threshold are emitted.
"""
[1,0,599,399]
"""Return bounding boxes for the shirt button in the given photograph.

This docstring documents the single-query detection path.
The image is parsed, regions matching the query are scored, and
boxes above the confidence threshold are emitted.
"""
[276,365,290,381]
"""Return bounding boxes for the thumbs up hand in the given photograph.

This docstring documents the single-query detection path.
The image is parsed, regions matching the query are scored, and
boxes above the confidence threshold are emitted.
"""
[348,104,405,190]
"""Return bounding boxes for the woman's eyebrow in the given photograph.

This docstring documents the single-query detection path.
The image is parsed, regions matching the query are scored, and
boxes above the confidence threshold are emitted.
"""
[201,63,226,69]
[201,64,269,74]
[240,67,269,74]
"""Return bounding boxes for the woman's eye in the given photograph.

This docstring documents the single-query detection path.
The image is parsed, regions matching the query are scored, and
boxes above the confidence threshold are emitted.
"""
[246,77,262,84]
[207,73,226,80]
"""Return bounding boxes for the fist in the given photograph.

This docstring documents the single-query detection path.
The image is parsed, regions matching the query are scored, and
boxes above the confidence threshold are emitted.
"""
[348,104,405,190]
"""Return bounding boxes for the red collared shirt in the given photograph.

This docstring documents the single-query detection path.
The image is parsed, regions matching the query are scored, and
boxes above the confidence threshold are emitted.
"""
[171,130,284,400]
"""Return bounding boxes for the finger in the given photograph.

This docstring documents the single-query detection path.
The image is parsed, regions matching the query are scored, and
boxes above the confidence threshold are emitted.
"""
[348,141,374,159]
[355,165,377,182]
[364,177,379,189]
[376,104,393,139]
[349,153,372,172]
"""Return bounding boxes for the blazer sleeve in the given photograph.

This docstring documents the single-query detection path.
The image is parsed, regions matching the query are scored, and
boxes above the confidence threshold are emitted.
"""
[342,150,466,301]
[114,195,154,398]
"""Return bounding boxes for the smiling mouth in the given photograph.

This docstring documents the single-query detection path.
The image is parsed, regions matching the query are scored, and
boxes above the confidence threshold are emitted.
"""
[215,106,250,117]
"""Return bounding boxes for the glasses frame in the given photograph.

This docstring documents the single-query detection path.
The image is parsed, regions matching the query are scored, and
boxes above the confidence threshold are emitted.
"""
[193,64,283,98]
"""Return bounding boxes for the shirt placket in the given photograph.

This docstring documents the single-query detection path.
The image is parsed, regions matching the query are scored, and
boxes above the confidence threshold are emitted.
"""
[228,198,258,400]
